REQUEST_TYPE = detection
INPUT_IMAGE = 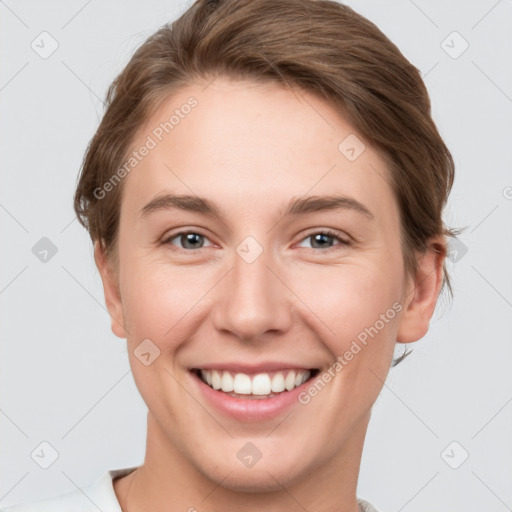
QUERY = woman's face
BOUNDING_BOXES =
[98,77,440,491]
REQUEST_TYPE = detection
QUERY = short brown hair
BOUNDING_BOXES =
[74,0,458,363]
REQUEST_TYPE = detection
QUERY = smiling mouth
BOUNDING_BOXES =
[191,368,320,398]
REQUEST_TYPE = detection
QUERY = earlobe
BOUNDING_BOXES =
[94,241,127,339]
[396,238,447,344]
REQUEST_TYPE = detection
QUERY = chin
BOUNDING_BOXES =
[209,465,303,493]
[192,443,314,493]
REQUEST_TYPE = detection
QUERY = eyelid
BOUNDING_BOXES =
[295,228,351,251]
[162,227,351,253]
[161,228,215,248]
[299,227,351,244]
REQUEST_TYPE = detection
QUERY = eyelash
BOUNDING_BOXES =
[161,229,350,255]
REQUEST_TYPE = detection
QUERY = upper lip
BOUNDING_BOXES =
[190,362,319,374]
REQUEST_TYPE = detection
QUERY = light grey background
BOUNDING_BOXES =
[1,0,511,510]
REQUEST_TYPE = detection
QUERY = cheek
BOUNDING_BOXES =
[120,254,212,345]
[119,259,201,411]
[302,259,404,359]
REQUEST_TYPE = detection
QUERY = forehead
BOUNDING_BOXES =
[121,77,398,226]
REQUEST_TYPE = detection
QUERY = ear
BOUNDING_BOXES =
[396,236,447,344]
[94,241,127,339]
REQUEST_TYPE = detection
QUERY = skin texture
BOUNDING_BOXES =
[95,77,446,512]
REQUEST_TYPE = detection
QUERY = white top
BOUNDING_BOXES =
[1,467,381,512]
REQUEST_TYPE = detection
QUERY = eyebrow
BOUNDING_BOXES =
[139,193,374,220]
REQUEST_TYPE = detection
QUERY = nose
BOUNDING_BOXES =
[211,242,294,343]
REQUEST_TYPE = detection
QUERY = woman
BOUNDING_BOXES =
[3,0,457,510]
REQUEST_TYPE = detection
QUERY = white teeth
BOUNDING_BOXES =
[284,371,296,391]
[295,371,310,387]
[252,374,272,395]
[221,371,234,392]
[199,369,311,396]
[233,373,252,394]
[271,372,285,392]
[211,370,222,390]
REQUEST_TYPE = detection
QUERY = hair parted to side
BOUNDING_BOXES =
[74,0,459,366]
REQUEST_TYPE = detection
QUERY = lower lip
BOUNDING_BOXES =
[189,370,314,421]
